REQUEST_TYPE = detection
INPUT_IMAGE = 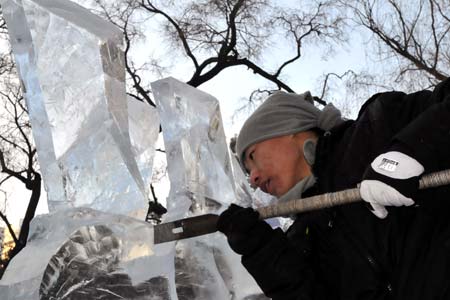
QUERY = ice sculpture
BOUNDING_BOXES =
[1,0,152,216]
[0,208,175,300]
[0,0,166,299]
[152,77,267,299]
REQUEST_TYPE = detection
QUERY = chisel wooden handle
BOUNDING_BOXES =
[257,169,450,219]
[154,169,450,244]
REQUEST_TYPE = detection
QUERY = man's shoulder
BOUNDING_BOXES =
[356,89,432,121]
[356,91,405,119]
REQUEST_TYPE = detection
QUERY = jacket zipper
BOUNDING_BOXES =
[331,211,394,295]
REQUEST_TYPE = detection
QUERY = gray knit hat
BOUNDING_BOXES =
[236,91,344,169]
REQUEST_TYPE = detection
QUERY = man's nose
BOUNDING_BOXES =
[249,169,260,188]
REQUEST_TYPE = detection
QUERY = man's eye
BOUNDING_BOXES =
[249,151,254,160]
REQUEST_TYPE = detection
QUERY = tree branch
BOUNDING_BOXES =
[140,0,200,69]
[0,212,18,245]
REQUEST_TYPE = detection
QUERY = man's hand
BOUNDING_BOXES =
[217,204,273,256]
[360,151,424,219]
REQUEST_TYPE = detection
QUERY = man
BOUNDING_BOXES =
[217,79,450,300]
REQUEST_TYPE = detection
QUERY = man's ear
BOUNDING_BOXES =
[303,139,317,166]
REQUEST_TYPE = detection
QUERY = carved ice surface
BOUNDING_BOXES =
[0,208,176,300]
[1,0,152,215]
[128,96,160,193]
[152,77,236,218]
[152,77,268,300]
[0,0,165,299]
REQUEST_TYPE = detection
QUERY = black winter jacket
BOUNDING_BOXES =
[242,79,450,300]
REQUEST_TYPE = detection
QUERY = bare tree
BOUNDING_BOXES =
[0,6,41,278]
[340,0,449,91]
[142,0,346,91]
[93,0,347,102]
[316,69,399,117]
[0,75,41,278]
[0,8,42,277]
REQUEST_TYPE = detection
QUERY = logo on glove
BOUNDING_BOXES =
[378,158,399,172]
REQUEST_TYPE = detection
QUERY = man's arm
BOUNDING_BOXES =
[392,79,450,172]
[217,204,316,300]
[242,227,315,300]
[360,78,450,218]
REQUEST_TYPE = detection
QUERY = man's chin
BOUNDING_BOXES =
[271,188,284,198]
[258,186,280,197]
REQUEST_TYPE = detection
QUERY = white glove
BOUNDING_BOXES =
[360,151,424,219]
[360,180,415,218]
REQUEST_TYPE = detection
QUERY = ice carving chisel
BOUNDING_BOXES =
[154,169,450,244]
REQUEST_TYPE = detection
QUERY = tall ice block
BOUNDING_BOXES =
[1,0,158,216]
[152,77,267,299]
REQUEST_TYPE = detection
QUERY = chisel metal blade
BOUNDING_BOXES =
[154,214,219,244]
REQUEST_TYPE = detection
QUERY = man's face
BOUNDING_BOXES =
[243,132,315,197]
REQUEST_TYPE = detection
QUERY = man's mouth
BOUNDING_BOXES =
[261,179,272,194]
